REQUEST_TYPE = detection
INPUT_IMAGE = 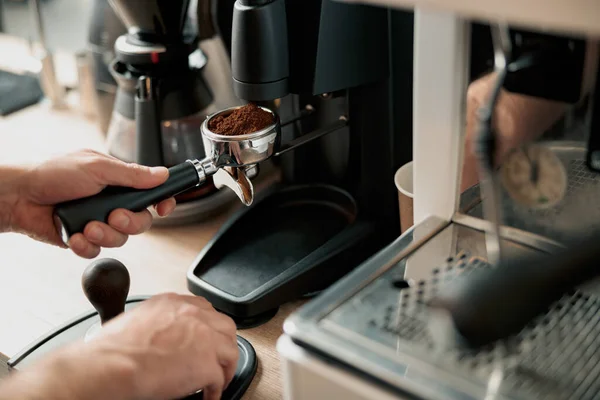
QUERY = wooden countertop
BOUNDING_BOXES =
[0,40,304,398]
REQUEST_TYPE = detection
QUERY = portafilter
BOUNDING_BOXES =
[53,105,280,244]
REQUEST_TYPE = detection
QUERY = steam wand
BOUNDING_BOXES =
[474,23,512,266]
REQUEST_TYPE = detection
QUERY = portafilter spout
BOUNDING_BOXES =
[53,106,280,245]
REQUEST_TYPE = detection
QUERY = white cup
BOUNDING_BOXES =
[394,161,414,234]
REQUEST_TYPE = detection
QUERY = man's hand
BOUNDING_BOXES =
[0,294,239,400]
[94,293,239,400]
[460,73,567,192]
[3,149,176,258]
[461,40,599,193]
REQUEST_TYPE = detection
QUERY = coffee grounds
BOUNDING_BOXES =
[208,103,274,136]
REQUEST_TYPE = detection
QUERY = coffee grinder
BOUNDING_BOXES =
[105,0,240,225]
[184,0,414,326]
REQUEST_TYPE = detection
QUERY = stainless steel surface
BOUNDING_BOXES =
[212,167,254,206]
[194,105,283,206]
[54,215,69,245]
[283,215,600,400]
[462,141,600,244]
[490,23,512,68]
[114,36,166,55]
[181,156,252,206]
[159,108,279,206]
[201,106,281,168]
[188,158,210,186]
[452,214,564,254]
[479,171,503,263]
[476,23,512,266]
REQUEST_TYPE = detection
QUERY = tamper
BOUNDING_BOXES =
[81,258,130,341]
[8,257,258,399]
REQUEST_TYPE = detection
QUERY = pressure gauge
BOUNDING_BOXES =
[500,144,567,208]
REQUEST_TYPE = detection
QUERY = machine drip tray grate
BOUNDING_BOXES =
[364,253,600,400]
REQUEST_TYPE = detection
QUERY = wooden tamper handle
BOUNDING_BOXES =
[82,258,130,325]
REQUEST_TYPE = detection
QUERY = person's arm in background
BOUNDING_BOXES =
[460,40,599,192]
[460,74,568,191]
[0,149,177,258]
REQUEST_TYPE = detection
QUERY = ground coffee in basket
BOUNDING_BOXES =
[209,103,274,136]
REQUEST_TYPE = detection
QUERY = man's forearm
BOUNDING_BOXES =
[0,342,137,400]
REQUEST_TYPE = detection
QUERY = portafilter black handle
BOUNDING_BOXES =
[429,231,600,348]
[53,161,203,244]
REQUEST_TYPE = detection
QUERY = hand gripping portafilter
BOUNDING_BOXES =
[427,231,600,350]
[53,106,281,244]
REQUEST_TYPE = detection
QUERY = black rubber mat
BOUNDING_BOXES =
[0,69,44,116]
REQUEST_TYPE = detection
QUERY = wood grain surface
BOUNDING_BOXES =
[0,34,303,399]
[0,353,8,380]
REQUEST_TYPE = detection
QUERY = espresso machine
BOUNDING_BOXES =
[277,1,600,399]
